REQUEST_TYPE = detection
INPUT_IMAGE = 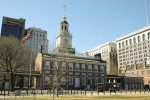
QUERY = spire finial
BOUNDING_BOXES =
[62,5,67,21]
[63,5,66,16]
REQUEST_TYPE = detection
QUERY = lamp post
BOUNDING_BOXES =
[84,74,87,90]
[28,28,34,89]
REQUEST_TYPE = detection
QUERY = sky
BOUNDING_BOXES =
[0,0,150,52]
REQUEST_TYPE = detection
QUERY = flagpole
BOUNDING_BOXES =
[29,28,34,89]
[145,0,149,26]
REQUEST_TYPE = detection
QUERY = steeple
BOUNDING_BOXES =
[53,5,75,54]
[60,5,69,32]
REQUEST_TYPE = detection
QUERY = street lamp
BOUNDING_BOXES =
[84,74,87,90]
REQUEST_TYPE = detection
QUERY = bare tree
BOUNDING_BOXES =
[48,40,55,53]
[0,36,32,91]
[43,52,69,97]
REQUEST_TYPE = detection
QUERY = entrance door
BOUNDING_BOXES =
[75,78,80,88]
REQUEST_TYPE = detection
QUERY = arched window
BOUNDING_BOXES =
[148,32,150,39]
[129,39,132,45]
[142,34,145,41]
[126,40,128,46]
[119,43,121,48]
[122,41,124,47]
[133,37,136,44]
[65,26,67,30]
[138,36,141,42]
[61,26,63,30]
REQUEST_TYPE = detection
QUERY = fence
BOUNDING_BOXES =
[0,89,150,98]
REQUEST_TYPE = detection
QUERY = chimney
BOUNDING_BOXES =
[39,45,43,53]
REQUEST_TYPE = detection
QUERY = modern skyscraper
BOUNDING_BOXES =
[25,27,48,55]
[1,16,25,39]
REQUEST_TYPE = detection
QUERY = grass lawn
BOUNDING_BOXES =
[0,94,150,100]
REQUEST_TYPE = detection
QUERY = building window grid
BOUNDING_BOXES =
[95,78,98,85]
[81,64,85,71]
[148,32,150,39]
[94,65,98,72]
[45,61,50,69]
[69,63,73,71]
[0,75,3,79]
[6,74,10,79]
[82,78,85,85]
[133,37,136,44]
[88,65,92,72]
[142,34,146,41]
[69,77,73,85]
[129,39,132,45]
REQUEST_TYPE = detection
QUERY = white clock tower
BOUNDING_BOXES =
[54,14,75,54]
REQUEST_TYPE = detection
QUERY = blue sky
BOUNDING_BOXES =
[0,0,150,52]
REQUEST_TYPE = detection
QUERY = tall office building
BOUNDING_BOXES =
[1,16,25,39]
[25,27,48,55]
[82,42,118,75]
[116,26,150,85]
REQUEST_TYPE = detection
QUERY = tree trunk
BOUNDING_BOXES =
[10,72,14,92]
[57,88,59,97]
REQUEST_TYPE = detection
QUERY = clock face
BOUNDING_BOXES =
[64,38,68,45]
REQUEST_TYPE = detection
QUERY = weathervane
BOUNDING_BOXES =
[63,5,67,16]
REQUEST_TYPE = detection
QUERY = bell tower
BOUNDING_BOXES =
[53,6,75,54]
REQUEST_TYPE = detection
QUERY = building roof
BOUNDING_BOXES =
[61,21,68,24]
[43,52,106,63]
[120,73,141,78]
[116,25,150,42]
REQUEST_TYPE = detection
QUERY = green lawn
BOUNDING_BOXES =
[0,94,150,100]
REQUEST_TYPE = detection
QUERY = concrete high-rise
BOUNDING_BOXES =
[25,27,48,55]
[116,26,150,85]
[82,42,118,75]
